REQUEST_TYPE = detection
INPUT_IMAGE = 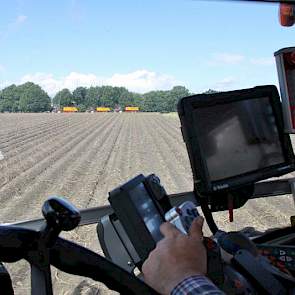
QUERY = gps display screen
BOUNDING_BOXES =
[129,183,163,242]
[194,97,285,181]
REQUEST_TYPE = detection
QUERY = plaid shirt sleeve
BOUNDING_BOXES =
[171,275,225,295]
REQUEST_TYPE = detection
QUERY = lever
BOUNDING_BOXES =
[42,196,81,231]
[28,197,81,295]
[24,196,81,295]
[41,196,81,247]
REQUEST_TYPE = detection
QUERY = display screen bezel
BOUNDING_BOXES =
[178,86,295,194]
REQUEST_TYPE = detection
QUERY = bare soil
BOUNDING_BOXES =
[0,113,294,294]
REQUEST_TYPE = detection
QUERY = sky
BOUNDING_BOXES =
[0,0,294,97]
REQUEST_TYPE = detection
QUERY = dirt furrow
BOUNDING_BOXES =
[141,114,193,193]
[48,114,125,210]
[157,114,181,133]
[149,116,191,172]
[123,114,145,178]
[0,114,50,133]
[0,117,83,154]
[5,115,124,295]
[0,115,115,220]
[0,115,64,142]
[52,114,129,295]
[0,118,83,163]
[0,128,88,185]
[50,114,151,295]
[154,115,184,144]
[0,116,103,187]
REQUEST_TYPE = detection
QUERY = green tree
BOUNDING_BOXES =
[117,87,134,108]
[18,82,51,112]
[0,84,21,112]
[85,87,100,108]
[164,86,190,112]
[131,92,144,109]
[98,86,114,107]
[78,104,87,112]
[141,86,190,112]
[142,91,165,112]
[53,89,73,107]
[73,87,87,105]
[0,98,14,112]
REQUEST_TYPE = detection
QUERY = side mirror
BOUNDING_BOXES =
[274,47,295,133]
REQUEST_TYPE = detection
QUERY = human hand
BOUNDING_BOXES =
[142,216,207,295]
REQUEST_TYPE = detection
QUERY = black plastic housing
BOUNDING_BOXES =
[177,85,295,195]
[108,174,170,262]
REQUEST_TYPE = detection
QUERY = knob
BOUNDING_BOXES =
[42,196,81,231]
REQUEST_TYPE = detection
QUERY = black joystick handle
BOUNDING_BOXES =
[41,196,81,247]
[42,196,81,231]
[26,198,81,294]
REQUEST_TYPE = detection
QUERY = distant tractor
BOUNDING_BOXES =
[125,106,139,112]
[96,107,111,112]
[63,107,78,112]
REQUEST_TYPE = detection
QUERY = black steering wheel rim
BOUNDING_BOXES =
[0,225,159,295]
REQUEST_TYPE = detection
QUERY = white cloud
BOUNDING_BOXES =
[18,70,181,96]
[106,70,179,93]
[0,64,5,73]
[213,76,237,90]
[209,53,245,65]
[20,72,105,95]
[250,57,275,66]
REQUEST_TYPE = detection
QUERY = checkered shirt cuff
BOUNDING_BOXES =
[171,275,224,295]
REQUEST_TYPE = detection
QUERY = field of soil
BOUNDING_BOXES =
[0,112,294,294]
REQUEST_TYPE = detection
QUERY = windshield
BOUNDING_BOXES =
[0,1,295,294]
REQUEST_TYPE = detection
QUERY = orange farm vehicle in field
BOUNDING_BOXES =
[125,106,139,112]
[63,107,78,112]
[96,107,111,112]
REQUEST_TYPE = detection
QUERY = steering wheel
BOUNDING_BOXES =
[0,197,159,295]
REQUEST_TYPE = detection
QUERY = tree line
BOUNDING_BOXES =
[52,85,192,112]
[0,82,216,113]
